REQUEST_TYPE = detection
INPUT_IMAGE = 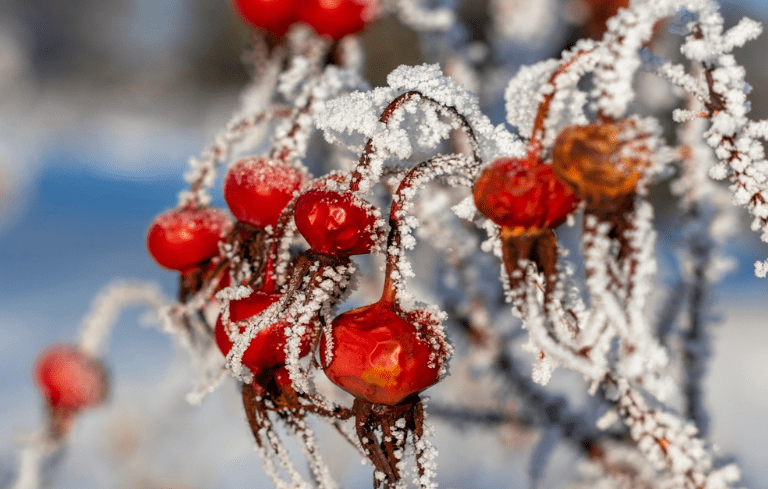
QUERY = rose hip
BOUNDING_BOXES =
[473,156,578,230]
[34,345,107,413]
[231,0,301,37]
[223,157,305,229]
[215,292,316,376]
[298,0,378,40]
[294,189,379,257]
[147,207,231,272]
[320,301,447,406]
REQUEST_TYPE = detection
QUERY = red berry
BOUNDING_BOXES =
[298,0,378,40]
[294,189,379,257]
[272,365,293,390]
[34,345,107,413]
[224,157,305,229]
[473,156,577,229]
[215,292,316,375]
[231,0,301,37]
[320,302,447,406]
[147,207,232,272]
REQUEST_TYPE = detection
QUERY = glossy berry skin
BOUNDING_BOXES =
[147,207,232,272]
[294,189,378,257]
[473,156,578,229]
[551,122,647,202]
[34,345,107,413]
[215,292,316,375]
[320,302,444,406]
[299,0,377,40]
[224,157,305,229]
[231,0,301,37]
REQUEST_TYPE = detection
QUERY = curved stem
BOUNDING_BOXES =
[242,382,265,447]
[529,48,595,155]
[380,154,478,310]
[349,91,482,193]
[269,96,316,163]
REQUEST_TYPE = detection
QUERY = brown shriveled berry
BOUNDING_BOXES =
[551,121,649,204]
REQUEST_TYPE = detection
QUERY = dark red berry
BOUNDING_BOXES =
[147,207,232,272]
[294,189,379,257]
[473,156,578,229]
[231,0,301,37]
[224,157,305,229]
[581,0,629,38]
[320,301,448,406]
[272,365,293,389]
[298,0,377,40]
[34,345,107,413]
[215,292,316,375]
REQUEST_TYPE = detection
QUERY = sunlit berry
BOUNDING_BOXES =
[34,345,107,413]
[215,292,316,375]
[294,189,379,257]
[231,0,301,37]
[551,121,648,202]
[147,207,232,272]
[223,157,305,229]
[473,156,578,229]
[320,301,447,406]
[298,0,378,40]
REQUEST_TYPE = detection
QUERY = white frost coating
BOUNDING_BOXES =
[608,377,742,489]
[592,0,704,118]
[257,421,313,489]
[412,405,439,489]
[317,63,523,185]
[179,44,284,208]
[450,196,476,220]
[755,259,768,278]
[9,431,53,489]
[77,281,169,358]
[297,424,339,489]
[392,0,455,32]
[505,41,598,146]
[504,59,559,139]
[669,0,768,275]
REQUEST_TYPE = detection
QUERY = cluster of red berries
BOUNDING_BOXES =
[146,153,445,406]
[232,0,378,39]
